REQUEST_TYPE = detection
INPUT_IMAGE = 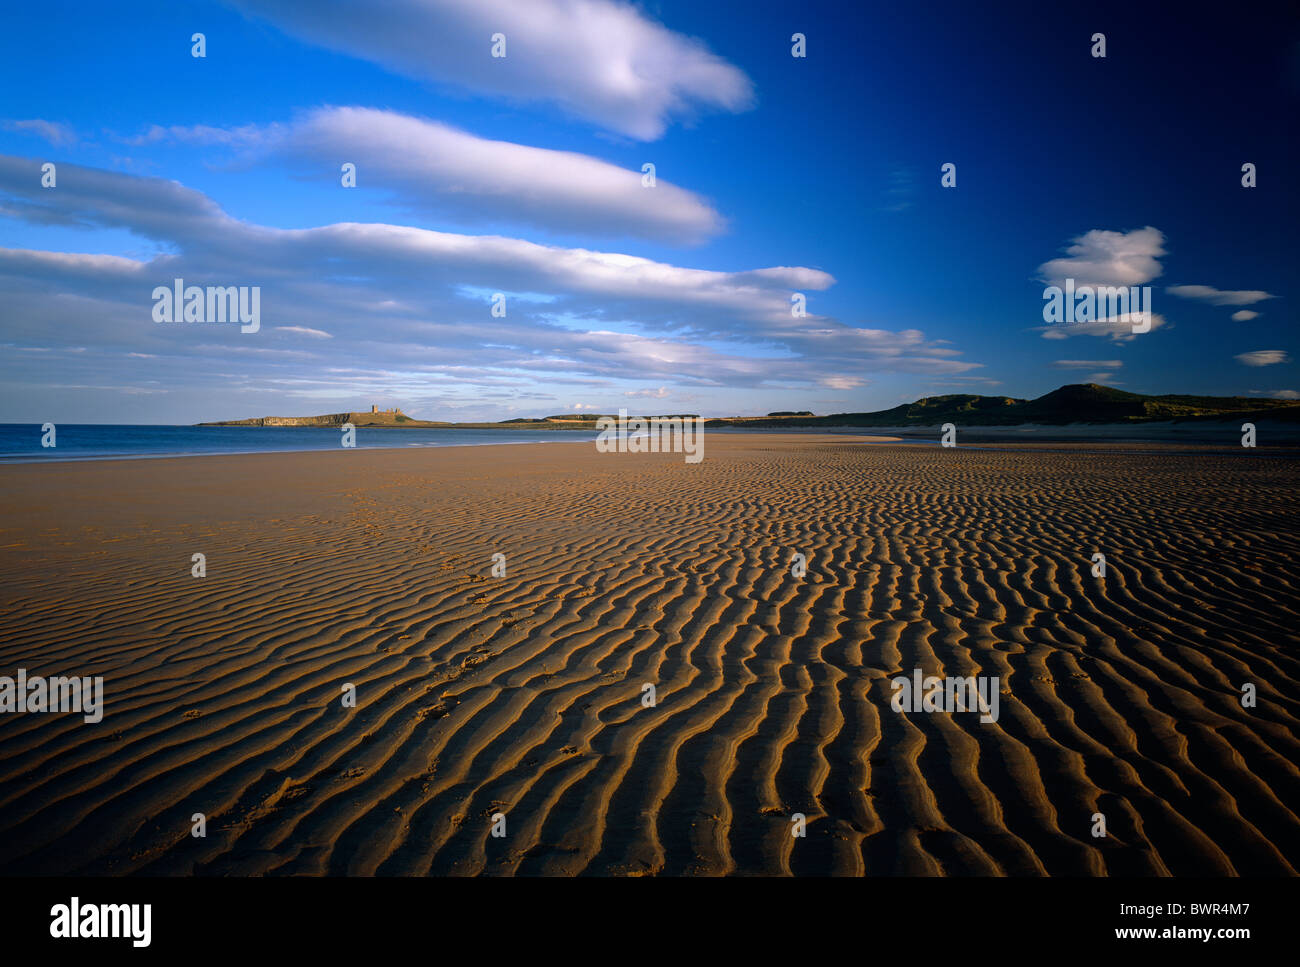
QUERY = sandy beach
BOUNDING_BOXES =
[0,434,1296,876]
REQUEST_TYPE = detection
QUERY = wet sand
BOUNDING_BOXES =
[0,434,1296,875]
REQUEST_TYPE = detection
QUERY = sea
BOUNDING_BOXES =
[0,424,598,464]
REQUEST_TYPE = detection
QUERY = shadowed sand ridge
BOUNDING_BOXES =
[0,435,1297,875]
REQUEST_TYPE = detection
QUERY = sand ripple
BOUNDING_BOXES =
[0,438,1296,875]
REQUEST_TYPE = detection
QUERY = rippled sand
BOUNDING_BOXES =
[0,435,1296,875]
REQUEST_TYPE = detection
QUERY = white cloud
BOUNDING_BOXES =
[145,107,725,243]
[0,154,819,324]
[228,0,755,140]
[820,375,866,390]
[624,387,670,398]
[1232,310,1260,321]
[274,326,333,339]
[1235,350,1290,367]
[1035,228,1168,341]
[1037,313,1167,342]
[0,155,978,408]
[1268,389,1299,399]
[1038,227,1166,289]
[1166,285,1275,306]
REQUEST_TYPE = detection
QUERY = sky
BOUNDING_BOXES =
[0,0,1296,424]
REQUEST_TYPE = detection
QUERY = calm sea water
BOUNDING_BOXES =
[0,424,597,463]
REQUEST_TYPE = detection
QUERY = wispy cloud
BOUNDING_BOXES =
[1052,359,1123,369]
[1235,350,1290,366]
[931,375,1003,386]
[1038,313,1167,342]
[274,326,333,339]
[881,166,915,212]
[1167,285,1275,306]
[138,106,725,243]
[2,119,77,147]
[227,0,755,140]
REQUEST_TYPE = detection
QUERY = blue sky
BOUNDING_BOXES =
[0,0,1295,423]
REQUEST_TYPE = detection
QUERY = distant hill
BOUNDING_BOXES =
[198,410,451,428]
[198,386,1300,430]
[197,410,693,430]
[559,413,702,421]
[705,384,1300,428]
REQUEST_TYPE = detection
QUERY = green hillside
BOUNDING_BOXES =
[705,384,1300,428]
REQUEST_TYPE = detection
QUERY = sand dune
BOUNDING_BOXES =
[0,435,1297,875]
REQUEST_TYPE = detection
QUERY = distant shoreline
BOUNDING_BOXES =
[194,383,1300,432]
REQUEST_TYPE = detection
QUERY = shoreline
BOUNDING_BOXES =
[5,417,1300,466]
[0,435,600,467]
[5,434,1296,467]
[0,432,897,467]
